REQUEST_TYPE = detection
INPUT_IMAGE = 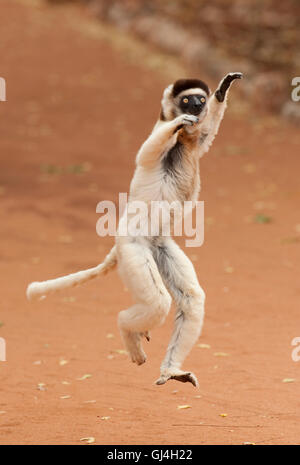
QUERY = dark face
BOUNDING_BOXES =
[179,94,207,116]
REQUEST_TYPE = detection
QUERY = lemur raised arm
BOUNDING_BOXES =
[27,72,242,387]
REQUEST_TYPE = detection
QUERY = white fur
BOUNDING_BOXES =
[26,246,117,300]
[27,74,240,387]
[114,75,237,386]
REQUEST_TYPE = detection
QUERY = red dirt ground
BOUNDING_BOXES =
[0,0,299,445]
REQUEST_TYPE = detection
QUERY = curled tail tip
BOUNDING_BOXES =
[26,282,46,302]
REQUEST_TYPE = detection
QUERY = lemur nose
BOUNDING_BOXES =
[191,96,202,111]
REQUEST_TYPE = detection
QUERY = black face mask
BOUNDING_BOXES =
[179,94,206,116]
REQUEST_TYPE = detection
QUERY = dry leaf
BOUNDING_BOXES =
[37,383,46,391]
[80,437,95,444]
[214,352,229,357]
[60,395,71,399]
[59,359,69,366]
[101,416,110,420]
[114,349,127,355]
[197,343,211,349]
[177,405,191,410]
[254,214,272,224]
[282,378,295,383]
[106,333,114,339]
[220,413,227,417]
[62,381,71,385]
[77,374,92,381]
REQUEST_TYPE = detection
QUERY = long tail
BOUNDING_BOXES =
[26,246,117,301]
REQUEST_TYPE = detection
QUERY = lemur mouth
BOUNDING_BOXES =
[188,108,203,116]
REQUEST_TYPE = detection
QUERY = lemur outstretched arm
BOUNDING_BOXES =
[136,114,199,168]
[198,72,243,155]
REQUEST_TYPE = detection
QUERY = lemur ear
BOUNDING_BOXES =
[160,84,175,121]
[161,84,174,104]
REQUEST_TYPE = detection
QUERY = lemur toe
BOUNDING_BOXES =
[140,331,150,342]
[131,352,147,366]
[155,375,169,385]
[144,331,151,342]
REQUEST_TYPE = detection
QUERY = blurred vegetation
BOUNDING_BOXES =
[148,0,299,75]
[48,0,299,75]
[47,0,300,116]
[81,0,299,76]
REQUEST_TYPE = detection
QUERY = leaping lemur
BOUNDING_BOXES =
[27,72,243,387]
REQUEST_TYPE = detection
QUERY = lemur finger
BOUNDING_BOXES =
[227,72,243,80]
[183,115,199,125]
[174,115,199,132]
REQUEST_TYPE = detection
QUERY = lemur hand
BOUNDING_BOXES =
[175,114,199,131]
[215,72,243,103]
[182,114,199,125]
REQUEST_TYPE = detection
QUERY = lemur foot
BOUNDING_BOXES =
[123,331,147,365]
[155,370,199,388]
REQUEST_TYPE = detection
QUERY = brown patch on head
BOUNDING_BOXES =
[172,79,210,98]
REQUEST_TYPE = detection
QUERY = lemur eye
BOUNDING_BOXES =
[200,97,206,103]
[183,97,188,104]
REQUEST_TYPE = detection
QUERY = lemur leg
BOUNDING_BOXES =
[152,238,205,387]
[116,237,171,366]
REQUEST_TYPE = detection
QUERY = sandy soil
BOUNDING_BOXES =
[0,0,299,445]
